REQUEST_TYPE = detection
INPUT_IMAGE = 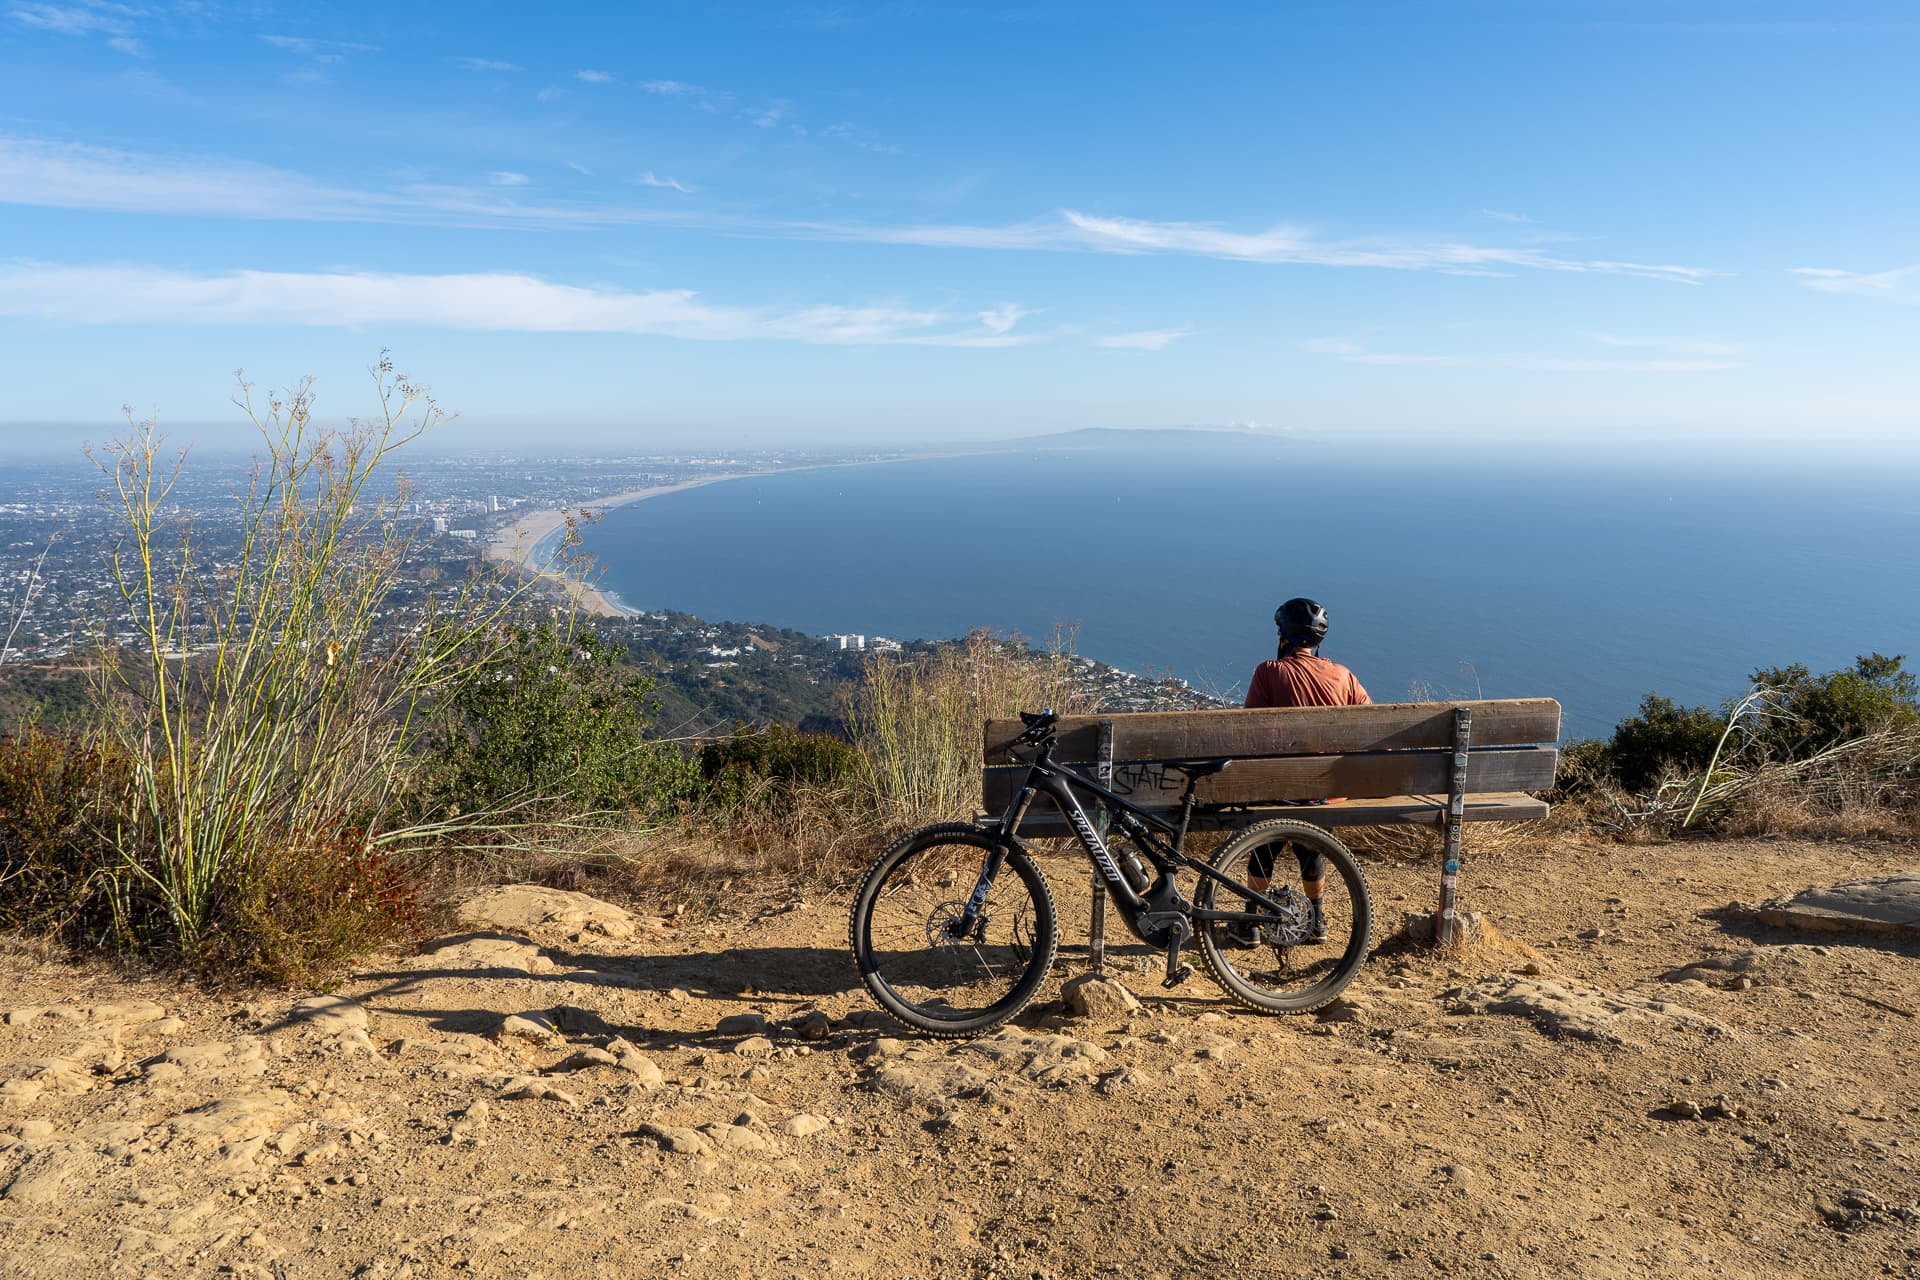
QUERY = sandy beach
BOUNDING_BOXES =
[483,475,749,618]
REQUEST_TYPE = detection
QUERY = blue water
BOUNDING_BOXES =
[580,446,1920,740]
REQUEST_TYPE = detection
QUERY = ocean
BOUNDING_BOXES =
[578,440,1920,740]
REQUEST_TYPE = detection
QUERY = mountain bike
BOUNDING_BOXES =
[848,709,1373,1036]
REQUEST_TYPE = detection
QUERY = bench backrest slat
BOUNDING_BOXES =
[979,698,1561,817]
[983,698,1560,765]
[982,744,1557,810]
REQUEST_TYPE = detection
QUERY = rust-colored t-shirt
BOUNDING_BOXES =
[1244,650,1371,709]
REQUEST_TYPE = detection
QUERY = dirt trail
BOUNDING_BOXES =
[0,834,1916,1279]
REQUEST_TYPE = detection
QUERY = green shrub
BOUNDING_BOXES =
[1748,653,1918,757]
[0,728,128,937]
[698,722,865,813]
[1602,693,1727,795]
[423,620,699,820]
[1550,736,1612,798]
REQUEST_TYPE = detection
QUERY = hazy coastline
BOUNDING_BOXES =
[483,475,750,617]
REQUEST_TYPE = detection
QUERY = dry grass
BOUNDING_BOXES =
[845,628,1098,830]
[1569,722,1920,841]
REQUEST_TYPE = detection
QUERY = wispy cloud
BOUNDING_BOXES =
[0,135,697,228]
[792,210,1714,282]
[487,171,530,186]
[1096,327,1196,351]
[1304,336,1740,372]
[1583,332,1742,356]
[977,304,1030,335]
[8,1,132,37]
[1793,265,1920,304]
[637,171,693,194]
[0,263,1043,348]
[1302,338,1458,366]
[1049,212,1714,282]
[260,34,379,60]
[640,79,704,96]
[10,0,148,53]
[575,69,614,83]
[1482,208,1532,224]
[0,135,1717,287]
[456,56,520,72]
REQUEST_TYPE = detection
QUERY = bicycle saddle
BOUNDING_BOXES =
[1167,757,1233,779]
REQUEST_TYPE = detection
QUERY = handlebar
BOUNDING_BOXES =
[1000,708,1058,753]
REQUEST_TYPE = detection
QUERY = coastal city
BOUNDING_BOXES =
[0,445,1220,731]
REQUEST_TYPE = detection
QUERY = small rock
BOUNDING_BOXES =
[1703,1096,1747,1121]
[490,1014,559,1046]
[731,1036,775,1056]
[1192,1035,1234,1061]
[1096,1067,1147,1096]
[497,1076,579,1106]
[1578,927,1606,941]
[546,1047,618,1073]
[1841,1188,1881,1212]
[1061,973,1142,1019]
[781,1114,830,1138]
[716,1013,768,1036]
[796,1011,832,1041]
[1316,999,1369,1025]
[635,1123,709,1156]
[1670,1099,1703,1120]
[700,1122,777,1153]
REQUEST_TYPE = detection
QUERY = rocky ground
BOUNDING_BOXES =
[0,831,1916,1279]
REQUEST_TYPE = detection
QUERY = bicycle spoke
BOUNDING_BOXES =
[850,825,1057,1036]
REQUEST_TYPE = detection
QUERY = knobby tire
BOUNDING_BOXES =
[848,822,1058,1038]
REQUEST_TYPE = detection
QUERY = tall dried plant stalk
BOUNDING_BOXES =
[845,628,1096,829]
[89,357,553,952]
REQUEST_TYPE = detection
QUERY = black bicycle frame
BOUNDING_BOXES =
[972,737,1297,942]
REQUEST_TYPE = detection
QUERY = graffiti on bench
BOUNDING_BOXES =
[1108,762,1186,799]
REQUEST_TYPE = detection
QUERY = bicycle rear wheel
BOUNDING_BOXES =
[1194,818,1371,1013]
[848,823,1058,1037]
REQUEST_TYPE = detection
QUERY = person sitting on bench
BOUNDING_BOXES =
[1238,597,1371,943]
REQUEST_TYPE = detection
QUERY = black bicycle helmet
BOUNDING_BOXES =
[1274,597,1329,647]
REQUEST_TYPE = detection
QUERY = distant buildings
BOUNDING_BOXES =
[824,634,902,653]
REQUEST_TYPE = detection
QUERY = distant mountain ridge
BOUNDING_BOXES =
[989,426,1307,452]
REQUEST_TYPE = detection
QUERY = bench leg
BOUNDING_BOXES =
[1089,717,1113,973]
[1434,706,1472,946]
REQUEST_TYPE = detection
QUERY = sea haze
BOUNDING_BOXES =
[579,438,1920,740]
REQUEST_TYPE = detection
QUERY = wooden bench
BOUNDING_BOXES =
[981,698,1561,946]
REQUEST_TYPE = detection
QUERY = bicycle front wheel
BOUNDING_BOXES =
[849,823,1058,1037]
[1194,818,1372,1013]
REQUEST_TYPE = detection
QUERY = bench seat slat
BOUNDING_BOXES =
[998,792,1550,836]
[982,745,1558,811]
[984,699,1561,765]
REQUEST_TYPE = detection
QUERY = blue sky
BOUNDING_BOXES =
[1,1,1916,453]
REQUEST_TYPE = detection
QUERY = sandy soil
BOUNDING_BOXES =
[1,832,1916,1279]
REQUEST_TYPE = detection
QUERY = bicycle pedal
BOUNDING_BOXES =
[1161,965,1194,990]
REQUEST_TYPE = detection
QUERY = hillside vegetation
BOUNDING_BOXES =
[1,377,1916,987]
